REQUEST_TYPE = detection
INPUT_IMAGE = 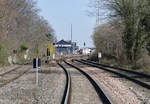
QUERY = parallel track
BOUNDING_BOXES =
[74,59,150,90]
[0,66,21,76]
[64,60,112,104]
[0,66,30,88]
[82,59,150,78]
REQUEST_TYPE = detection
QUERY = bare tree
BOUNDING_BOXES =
[90,0,150,66]
[0,0,55,59]
[93,20,124,62]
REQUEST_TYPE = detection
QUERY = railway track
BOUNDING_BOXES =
[74,59,150,90]
[58,60,112,104]
[0,66,21,76]
[82,59,150,79]
[0,65,31,88]
[57,63,71,104]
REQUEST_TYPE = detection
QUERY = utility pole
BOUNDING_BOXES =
[95,0,101,25]
[71,24,72,42]
[71,24,73,54]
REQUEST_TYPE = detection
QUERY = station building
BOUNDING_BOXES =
[54,39,78,55]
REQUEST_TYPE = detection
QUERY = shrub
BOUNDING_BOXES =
[21,44,29,51]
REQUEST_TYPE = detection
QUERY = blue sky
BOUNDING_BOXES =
[37,0,96,47]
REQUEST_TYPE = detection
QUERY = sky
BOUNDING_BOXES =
[37,0,96,48]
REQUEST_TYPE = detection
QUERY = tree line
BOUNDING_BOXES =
[0,0,55,65]
[90,0,150,68]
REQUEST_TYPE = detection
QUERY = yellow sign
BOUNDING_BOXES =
[50,43,54,57]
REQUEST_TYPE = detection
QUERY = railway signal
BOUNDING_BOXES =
[47,48,50,56]
[13,50,17,54]
[33,58,41,68]
[50,43,54,57]
[84,42,86,46]
[46,48,50,64]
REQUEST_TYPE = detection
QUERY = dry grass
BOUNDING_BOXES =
[91,53,150,74]
[0,43,10,67]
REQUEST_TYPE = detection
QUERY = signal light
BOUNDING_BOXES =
[47,48,50,56]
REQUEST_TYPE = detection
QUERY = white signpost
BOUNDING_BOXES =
[8,56,13,64]
[24,54,28,60]
[52,53,55,59]
[33,58,40,86]
[98,52,102,58]
[98,52,102,63]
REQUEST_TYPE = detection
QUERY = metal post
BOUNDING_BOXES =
[36,58,38,85]
[71,24,72,42]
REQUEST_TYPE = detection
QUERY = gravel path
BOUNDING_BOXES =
[0,65,66,104]
[64,64,101,104]
[80,66,141,104]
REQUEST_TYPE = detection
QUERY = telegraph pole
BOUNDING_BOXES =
[95,0,101,25]
[71,24,72,42]
[71,24,73,54]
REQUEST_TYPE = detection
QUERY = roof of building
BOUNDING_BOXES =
[55,39,72,48]
[55,39,72,45]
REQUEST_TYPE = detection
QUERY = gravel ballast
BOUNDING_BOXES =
[81,66,142,104]
[65,64,102,104]
[0,65,66,104]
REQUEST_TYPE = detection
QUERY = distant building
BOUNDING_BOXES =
[54,39,78,55]
[79,47,96,55]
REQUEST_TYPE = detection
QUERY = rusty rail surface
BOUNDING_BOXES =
[0,66,30,88]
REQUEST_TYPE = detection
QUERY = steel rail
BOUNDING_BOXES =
[64,60,112,104]
[0,66,21,76]
[0,68,30,88]
[81,59,150,78]
[75,59,150,89]
[58,63,71,104]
